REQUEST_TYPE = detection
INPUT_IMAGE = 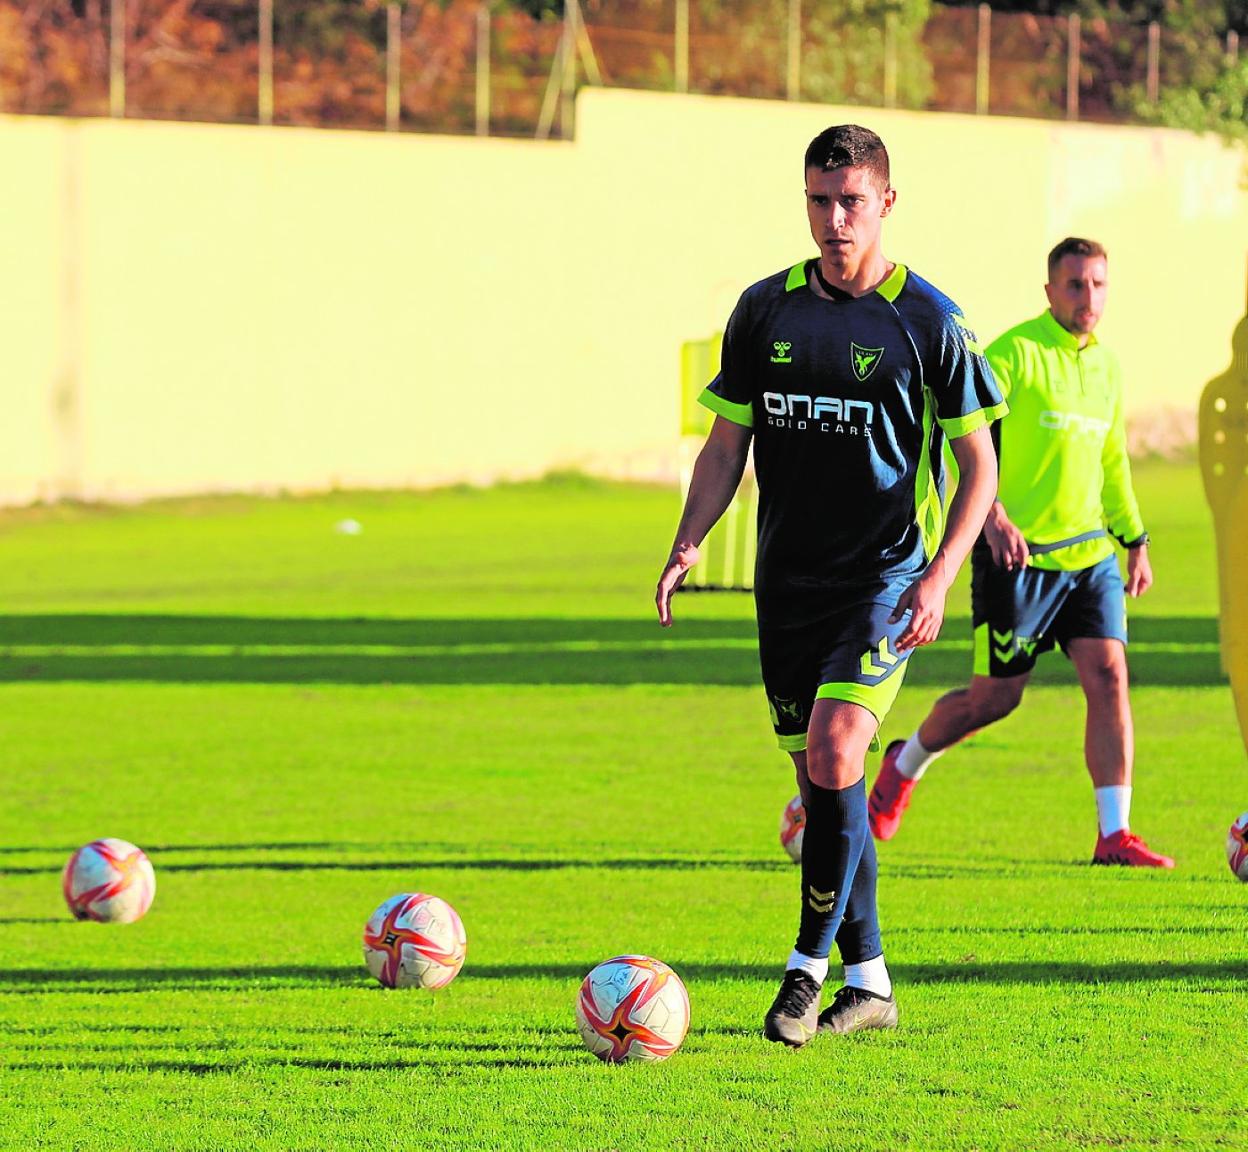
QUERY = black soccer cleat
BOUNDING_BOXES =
[817,984,899,1035]
[763,969,822,1048]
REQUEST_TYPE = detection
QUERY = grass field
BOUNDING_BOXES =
[0,461,1244,1151]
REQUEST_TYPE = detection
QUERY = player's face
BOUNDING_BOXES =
[1045,254,1108,337]
[805,166,895,269]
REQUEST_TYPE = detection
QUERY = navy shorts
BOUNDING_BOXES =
[970,552,1128,678]
[758,599,913,753]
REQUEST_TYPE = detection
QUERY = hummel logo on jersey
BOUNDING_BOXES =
[850,342,884,381]
[770,341,793,364]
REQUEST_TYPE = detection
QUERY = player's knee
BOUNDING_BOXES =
[1082,658,1129,700]
[804,741,863,791]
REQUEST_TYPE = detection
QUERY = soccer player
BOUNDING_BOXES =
[655,125,1006,1047]
[869,237,1173,868]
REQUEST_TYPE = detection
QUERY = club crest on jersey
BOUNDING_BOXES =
[850,342,884,381]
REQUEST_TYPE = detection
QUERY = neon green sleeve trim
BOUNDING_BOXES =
[939,401,1009,439]
[698,388,753,428]
[785,262,809,292]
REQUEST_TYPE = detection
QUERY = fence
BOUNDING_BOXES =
[3,0,1242,136]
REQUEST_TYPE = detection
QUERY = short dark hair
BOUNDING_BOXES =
[1047,237,1107,279]
[804,125,890,189]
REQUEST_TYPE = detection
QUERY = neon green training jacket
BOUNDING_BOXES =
[986,310,1145,572]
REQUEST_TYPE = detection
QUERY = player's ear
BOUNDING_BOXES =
[881,188,897,215]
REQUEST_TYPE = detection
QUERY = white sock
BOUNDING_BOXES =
[844,955,892,997]
[1095,785,1132,837]
[896,734,942,781]
[786,950,829,985]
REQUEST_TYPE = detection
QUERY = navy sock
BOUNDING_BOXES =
[835,818,882,965]
[794,778,869,959]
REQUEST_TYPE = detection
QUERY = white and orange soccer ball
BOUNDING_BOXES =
[780,794,805,863]
[362,893,467,989]
[1227,812,1248,881]
[62,838,156,923]
[575,954,690,1063]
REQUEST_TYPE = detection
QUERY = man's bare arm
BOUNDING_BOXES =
[891,425,998,649]
[656,416,753,626]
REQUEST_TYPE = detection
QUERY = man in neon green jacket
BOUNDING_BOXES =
[868,237,1173,867]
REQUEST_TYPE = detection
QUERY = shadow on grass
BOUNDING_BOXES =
[1,851,1222,882]
[2,959,1245,993]
[0,857,796,877]
[2,1054,574,1074]
[0,855,1136,879]
[0,614,1224,687]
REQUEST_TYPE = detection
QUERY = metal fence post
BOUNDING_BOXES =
[1146,21,1160,104]
[476,4,491,136]
[786,0,801,101]
[109,0,125,117]
[675,0,689,93]
[976,3,990,115]
[1066,12,1080,121]
[1228,29,1240,64]
[259,0,273,125]
[560,0,576,138]
[386,2,401,131]
[883,9,897,108]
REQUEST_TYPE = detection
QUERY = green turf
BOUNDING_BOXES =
[0,461,1244,1151]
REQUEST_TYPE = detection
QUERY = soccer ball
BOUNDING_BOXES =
[62,838,156,923]
[779,794,805,863]
[575,954,690,1063]
[362,893,466,989]
[1227,813,1248,881]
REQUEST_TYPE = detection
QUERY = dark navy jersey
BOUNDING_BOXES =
[701,260,1006,621]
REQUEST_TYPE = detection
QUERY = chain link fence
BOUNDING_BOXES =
[2,0,1241,135]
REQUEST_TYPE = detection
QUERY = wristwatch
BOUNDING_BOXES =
[1125,532,1150,549]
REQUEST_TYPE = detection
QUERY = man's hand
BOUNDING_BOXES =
[889,560,950,651]
[1125,544,1152,597]
[656,543,700,627]
[983,503,1029,571]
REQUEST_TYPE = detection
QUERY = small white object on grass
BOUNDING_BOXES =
[334,518,363,535]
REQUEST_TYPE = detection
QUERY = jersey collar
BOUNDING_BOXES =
[786,259,908,300]
[1039,308,1099,350]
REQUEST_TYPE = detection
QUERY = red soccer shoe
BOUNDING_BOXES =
[1091,830,1175,869]
[868,740,917,841]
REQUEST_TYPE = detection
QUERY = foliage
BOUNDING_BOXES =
[1140,55,1248,142]
[0,1,1238,133]
[803,0,934,110]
